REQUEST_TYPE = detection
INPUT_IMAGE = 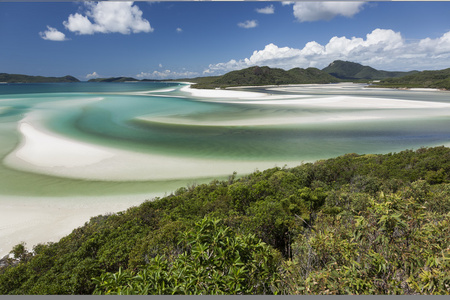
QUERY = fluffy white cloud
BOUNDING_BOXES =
[238,20,258,29]
[418,31,450,55]
[39,26,67,41]
[292,2,366,22]
[256,5,274,14]
[203,29,450,75]
[137,69,199,79]
[63,2,153,35]
[86,71,100,79]
[176,28,183,33]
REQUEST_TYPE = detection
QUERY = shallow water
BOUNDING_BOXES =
[1,82,449,196]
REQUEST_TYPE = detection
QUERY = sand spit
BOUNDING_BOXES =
[221,95,450,109]
[16,123,114,168]
[180,85,268,99]
[4,115,297,181]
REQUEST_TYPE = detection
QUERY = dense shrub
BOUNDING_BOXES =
[0,146,449,294]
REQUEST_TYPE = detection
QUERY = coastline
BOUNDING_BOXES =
[0,193,158,258]
[1,82,450,258]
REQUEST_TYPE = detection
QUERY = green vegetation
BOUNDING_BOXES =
[190,66,340,89]
[0,73,79,83]
[3,62,448,89]
[372,68,450,90]
[0,146,449,295]
[322,60,418,80]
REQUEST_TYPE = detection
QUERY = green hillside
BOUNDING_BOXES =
[373,68,450,90]
[191,66,340,89]
[322,60,418,80]
[1,146,449,295]
[0,73,79,83]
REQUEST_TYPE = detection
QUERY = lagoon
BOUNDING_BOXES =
[0,82,449,256]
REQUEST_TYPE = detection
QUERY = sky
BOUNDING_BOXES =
[0,1,449,80]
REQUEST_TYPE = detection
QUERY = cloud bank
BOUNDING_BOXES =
[63,2,153,35]
[204,28,450,75]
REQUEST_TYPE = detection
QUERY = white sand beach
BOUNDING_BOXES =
[0,193,156,258]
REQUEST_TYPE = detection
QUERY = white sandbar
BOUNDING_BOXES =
[180,85,268,99]
[16,123,114,168]
[223,95,450,109]
[5,115,299,181]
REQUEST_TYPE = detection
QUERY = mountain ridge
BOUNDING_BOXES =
[322,60,419,80]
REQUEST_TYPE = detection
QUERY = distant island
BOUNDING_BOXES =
[186,60,448,90]
[1,60,449,90]
[372,68,450,90]
[188,66,340,89]
[0,73,79,83]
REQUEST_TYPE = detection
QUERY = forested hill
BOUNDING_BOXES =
[1,146,449,295]
[372,68,450,90]
[190,66,340,89]
[322,60,418,80]
[0,73,79,83]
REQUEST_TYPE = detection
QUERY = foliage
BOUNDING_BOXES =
[322,60,418,80]
[373,68,450,90]
[191,66,340,89]
[0,146,449,294]
[93,218,282,295]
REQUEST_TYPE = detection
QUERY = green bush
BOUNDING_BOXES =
[93,217,282,295]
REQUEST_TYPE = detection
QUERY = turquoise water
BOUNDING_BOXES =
[0,82,449,197]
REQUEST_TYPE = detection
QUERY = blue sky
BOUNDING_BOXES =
[0,1,449,80]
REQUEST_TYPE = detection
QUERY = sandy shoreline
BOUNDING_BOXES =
[0,193,158,258]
